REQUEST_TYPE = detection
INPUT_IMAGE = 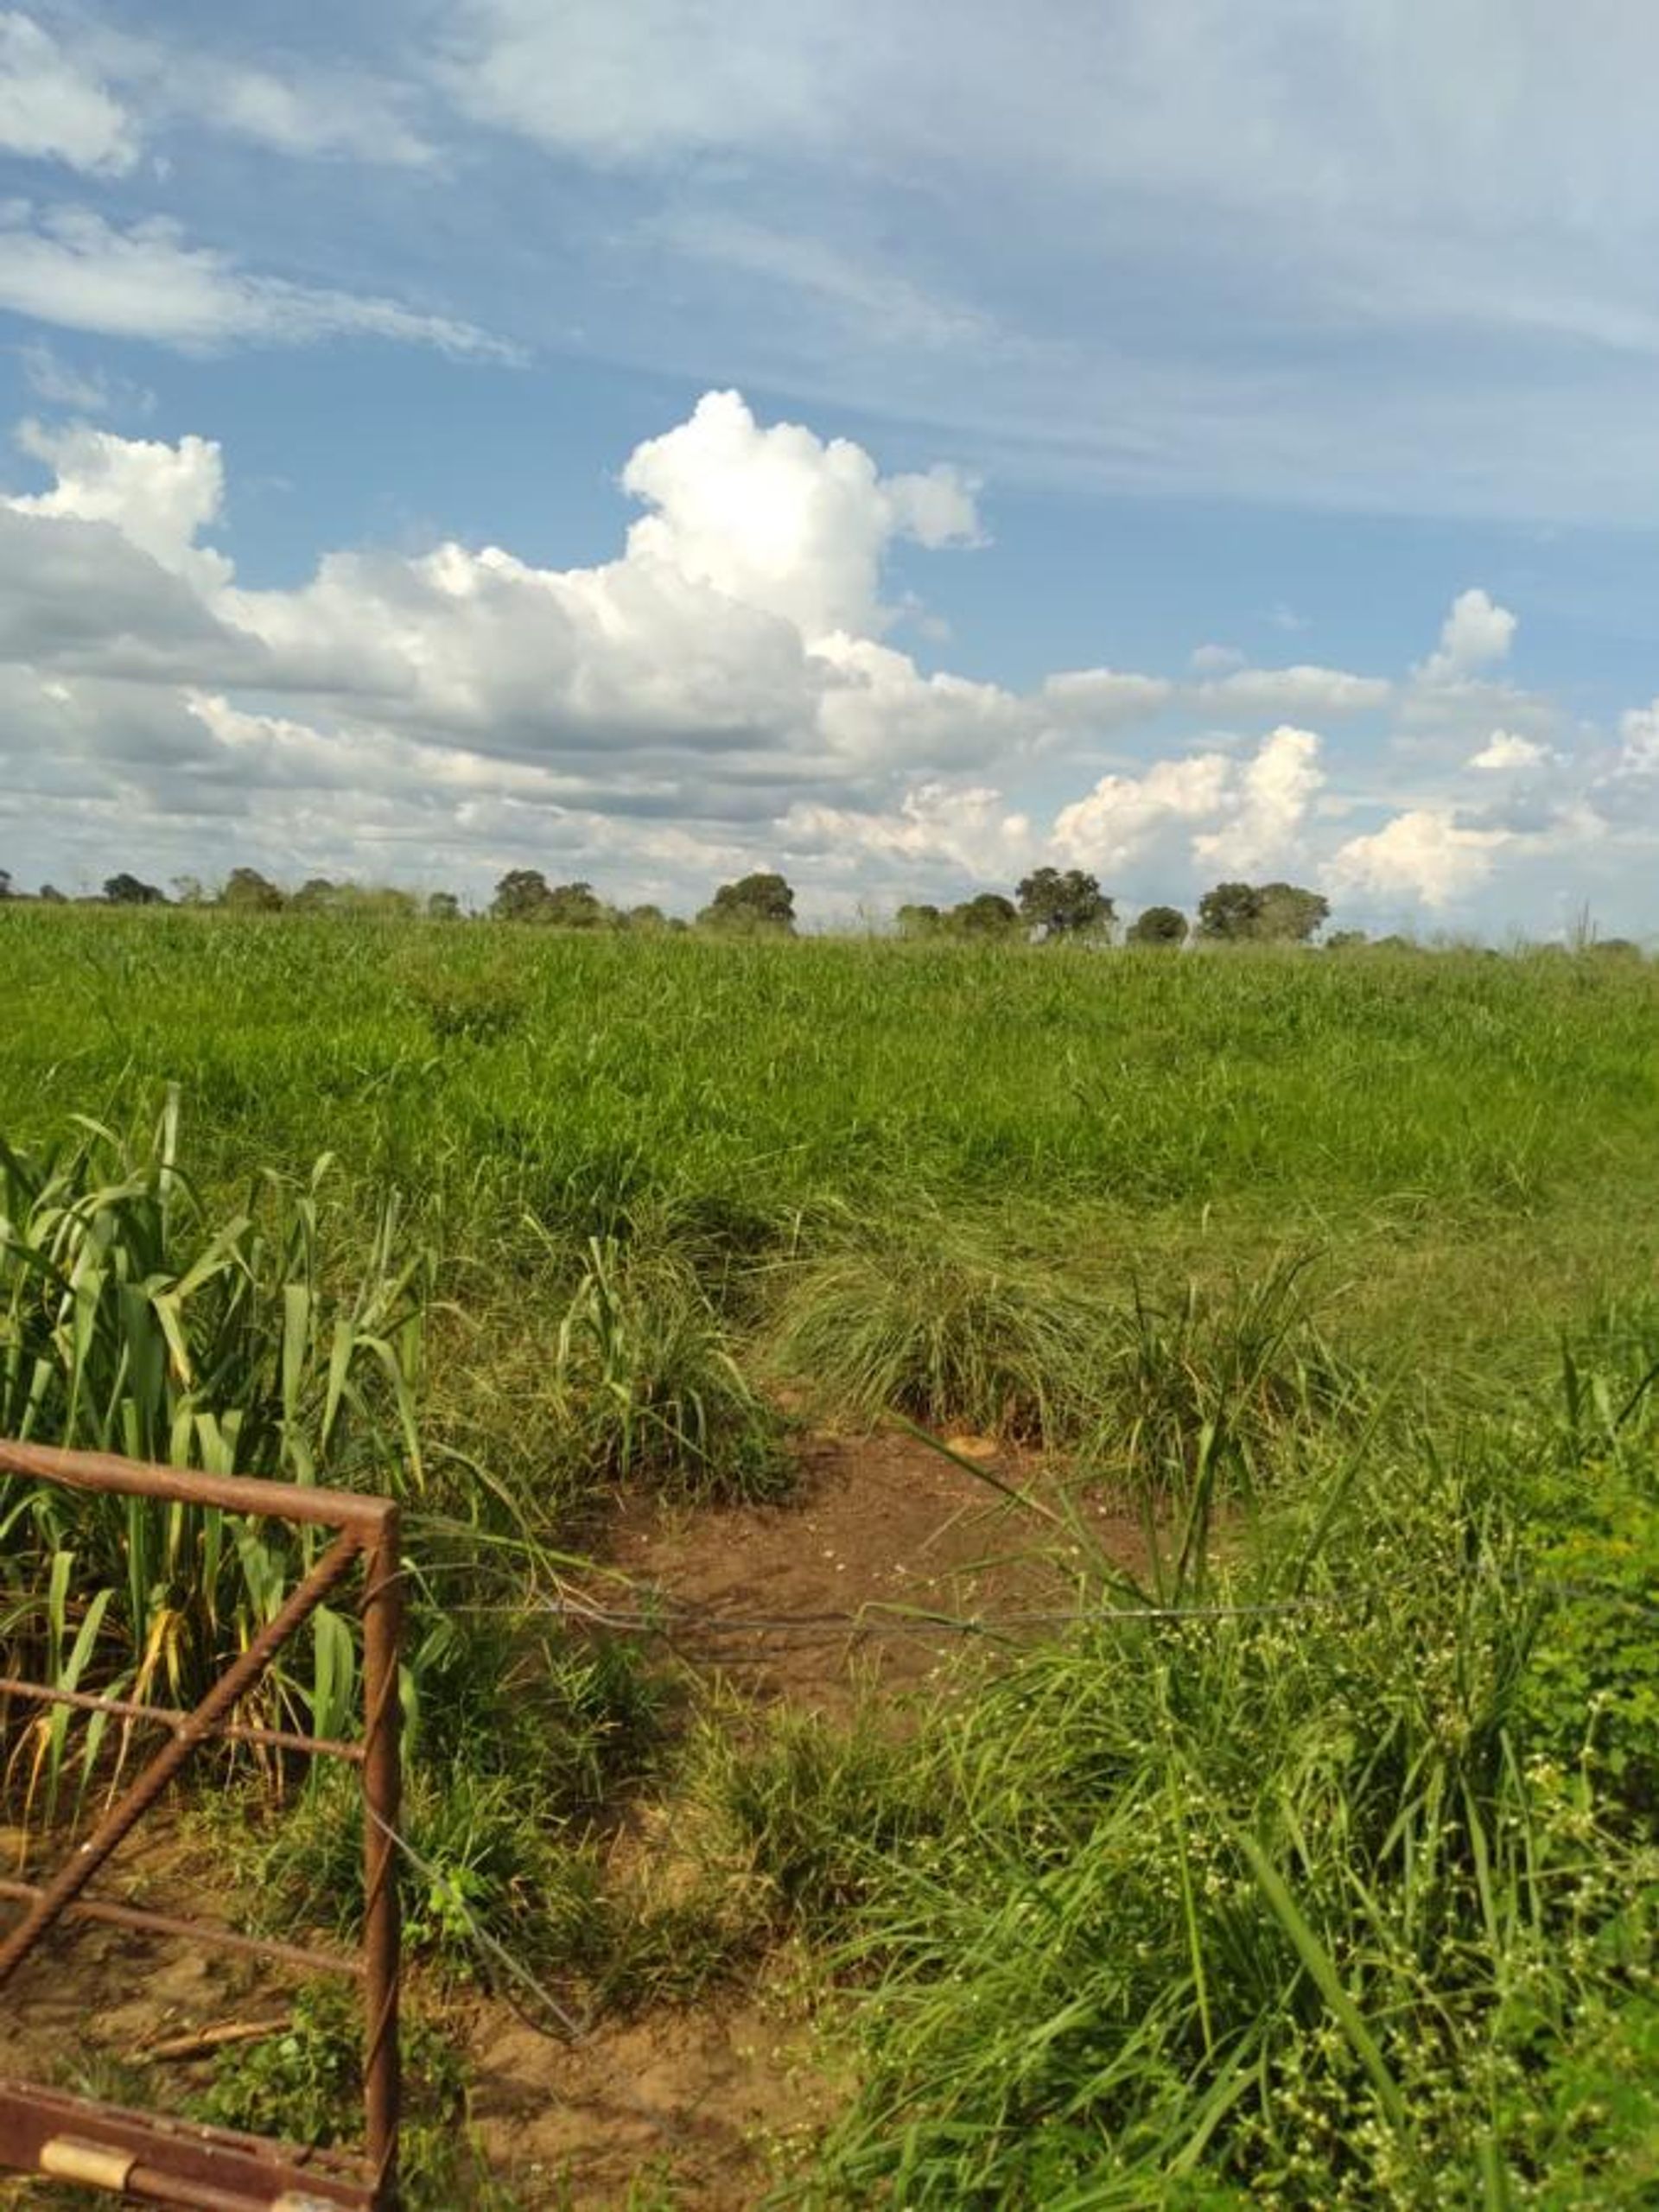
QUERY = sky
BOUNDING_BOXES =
[4,3,1659,932]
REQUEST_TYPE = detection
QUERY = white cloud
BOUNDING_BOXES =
[1617,701,1659,773]
[1189,642,1244,675]
[0,14,136,175]
[1419,588,1517,685]
[0,206,518,360]
[0,387,1650,926]
[813,633,1025,769]
[1192,725,1325,875]
[1195,664,1391,718]
[1469,729,1549,771]
[7,418,230,589]
[620,390,980,640]
[153,60,435,168]
[1326,808,1510,907]
[1052,726,1321,878]
[654,214,992,353]
[782,782,1034,879]
[1052,751,1235,872]
[441,0,831,166]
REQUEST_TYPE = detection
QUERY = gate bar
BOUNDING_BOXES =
[0,1439,404,2209]
[0,1674,365,1764]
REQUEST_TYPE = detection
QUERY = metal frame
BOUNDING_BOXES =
[0,1440,403,2210]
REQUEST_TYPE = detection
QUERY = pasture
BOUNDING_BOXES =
[2,907,1657,2207]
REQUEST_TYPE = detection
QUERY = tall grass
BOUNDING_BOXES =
[0,1090,431,1816]
[3,909,1652,1243]
[690,1333,1659,2208]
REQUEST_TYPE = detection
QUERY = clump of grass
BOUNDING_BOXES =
[548,1231,791,1502]
[1083,1256,1361,1498]
[766,1224,1355,1497]
[229,1614,671,1968]
[393,943,531,1046]
[764,1217,1111,1443]
[686,1702,940,1936]
[237,1759,562,1969]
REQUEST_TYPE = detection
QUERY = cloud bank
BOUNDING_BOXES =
[0,387,1649,928]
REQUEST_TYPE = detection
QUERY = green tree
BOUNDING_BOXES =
[1196,880,1262,941]
[491,868,552,922]
[1128,904,1188,947]
[289,877,340,913]
[1252,880,1330,943]
[1016,867,1114,940]
[426,891,462,922]
[698,872,797,934]
[623,903,669,932]
[104,872,167,906]
[895,902,944,938]
[220,867,284,913]
[1325,929,1369,952]
[946,893,1020,938]
[543,880,610,929]
[1198,879,1329,944]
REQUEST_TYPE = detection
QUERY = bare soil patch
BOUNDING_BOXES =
[599,1424,1147,1717]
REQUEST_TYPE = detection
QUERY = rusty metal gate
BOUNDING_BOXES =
[0,1440,403,2210]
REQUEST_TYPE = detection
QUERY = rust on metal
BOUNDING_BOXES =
[360,1511,404,2209]
[0,1674,365,1764]
[0,1438,394,1535]
[0,1438,404,2209]
[0,2082,372,2209]
[0,1878,365,1979]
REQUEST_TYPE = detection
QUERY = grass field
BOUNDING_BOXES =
[3,907,1658,2206]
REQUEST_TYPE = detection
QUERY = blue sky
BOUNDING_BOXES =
[4,1,1659,932]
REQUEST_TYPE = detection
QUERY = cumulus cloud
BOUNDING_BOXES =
[1469,729,1550,770]
[620,391,980,639]
[0,13,136,175]
[1617,701,1659,772]
[1052,727,1321,878]
[781,782,1035,880]
[0,207,518,359]
[7,418,230,588]
[1037,667,1174,735]
[1418,588,1517,685]
[1193,726,1325,874]
[1326,808,1511,907]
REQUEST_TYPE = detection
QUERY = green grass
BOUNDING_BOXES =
[4,908,1659,2205]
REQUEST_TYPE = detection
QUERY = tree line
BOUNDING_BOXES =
[894,870,1331,945]
[0,862,1342,943]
